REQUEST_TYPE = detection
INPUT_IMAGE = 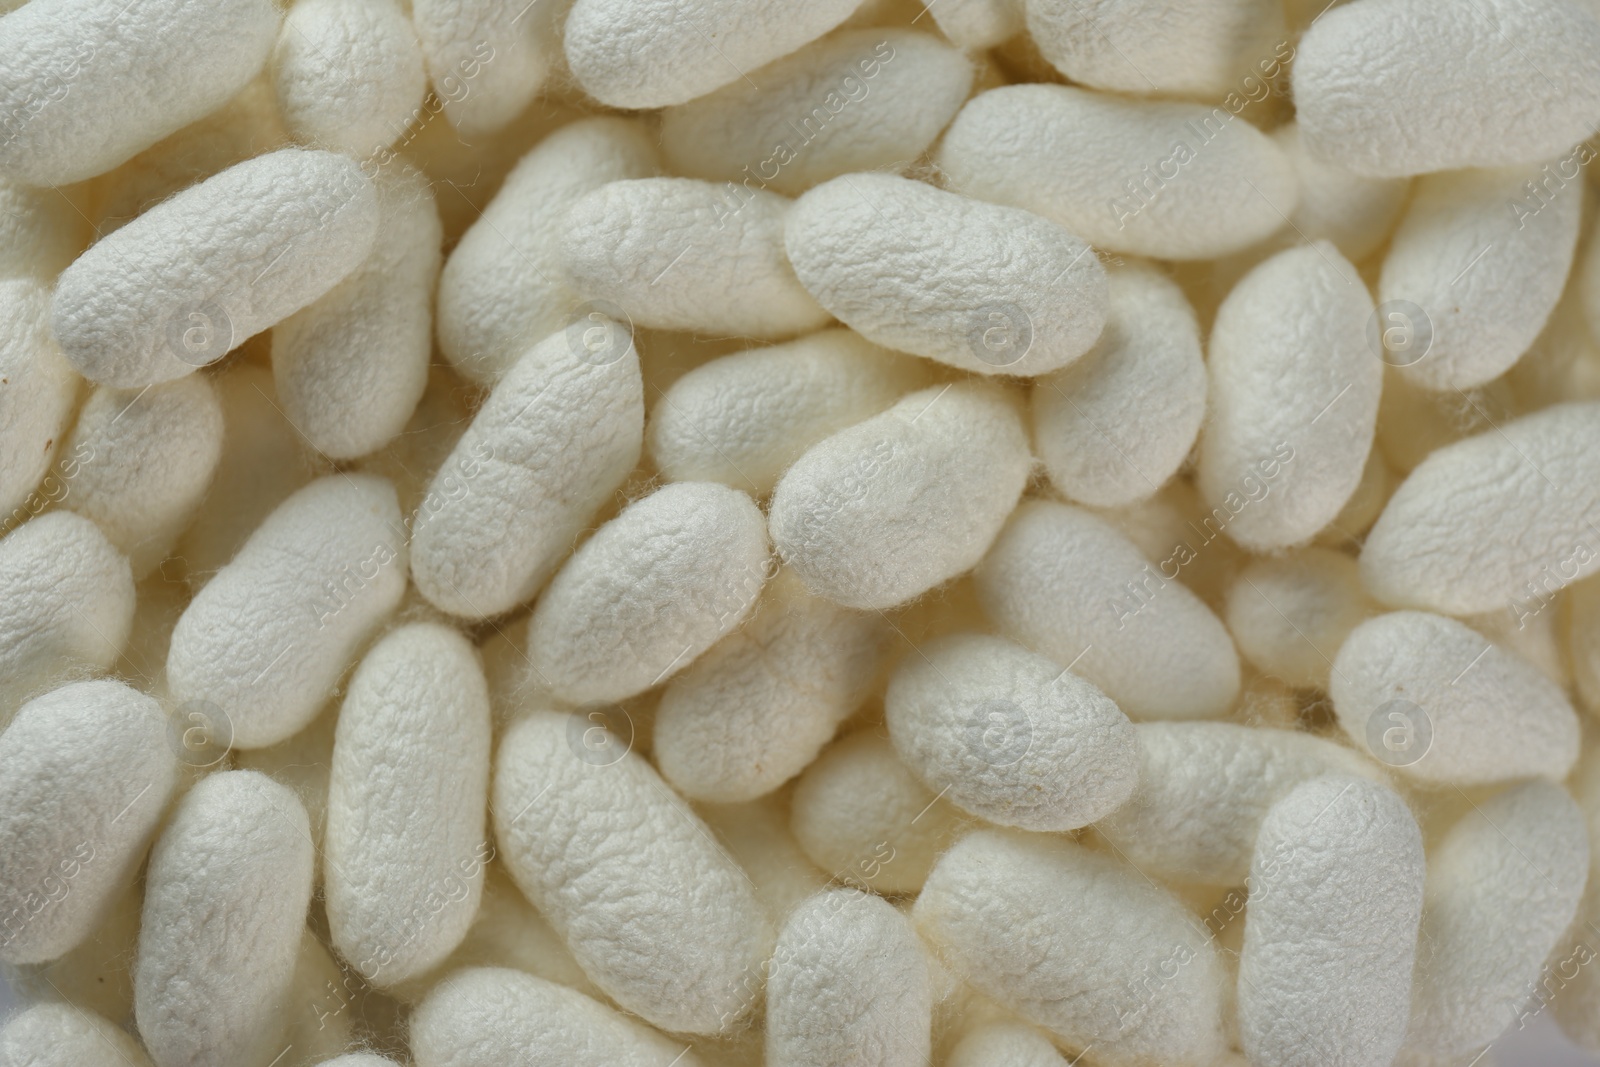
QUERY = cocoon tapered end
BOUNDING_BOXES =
[0,1002,153,1067]
[0,279,79,524]
[1224,547,1373,689]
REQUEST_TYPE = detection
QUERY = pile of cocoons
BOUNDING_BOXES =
[11,0,1600,1064]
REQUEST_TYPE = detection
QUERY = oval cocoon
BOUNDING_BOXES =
[0,1003,153,1067]
[0,279,79,523]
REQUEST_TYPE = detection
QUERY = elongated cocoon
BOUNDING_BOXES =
[1096,722,1379,885]
[915,830,1227,1067]
[1293,0,1600,177]
[273,0,426,156]
[136,771,315,1067]
[1401,780,1587,1064]
[655,572,886,802]
[1225,547,1372,690]
[1200,242,1379,550]
[0,681,174,966]
[0,279,78,522]
[1239,775,1425,1067]
[0,180,87,279]
[326,623,490,988]
[273,166,441,460]
[786,173,1107,376]
[948,1022,1068,1067]
[494,711,771,1034]
[167,474,407,749]
[53,149,378,388]
[937,85,1296,260]
[766,889,932,1067]
[1273,122,1410,262]
[525,482,769,704]
[564,0,865,109]
[411,323,642,620]
[1330,610,1580,784]
[648,329,927,496]
[885,633,1137,832]
[1360,402,1600,614]
[563,178,827,339]
[0,513,132,716]
[1381,164,1580,391]
[437,117,659,386]
[63,376,223,580]
[0,0,279,186]
[1031,266,1206,508]
[660,30,972,195]
[412,0,557,135]
[769,382,1030,610]
[975,500,1241,720]
[0,1003,153,1067]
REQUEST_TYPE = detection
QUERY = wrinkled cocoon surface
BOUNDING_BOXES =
[0,0,279,185]
[769,382,1031,610]
[166,474,407,749]
[1096,722,1379,885]
[493,711,771,1035]
[660,30,972,195]
[884,632,1137,831]
[1200,242,1379,551]
[1273,122,1411,263]
[766,889,931,1067]
[52,149,378,388]
[1292,0,1600,177]
[785,173,1107,376]
[1330,610,1580,785]
[915,830,1227,1067]
[0,681,175,966]
[975,500,1241,720]
[524,481,769,704]
[411,322,642,620]
[1238,775,1425,1067]
[0,280,79,522]
[1031,265,1206,508]
[411,0,556,135]
[1360,402,1600,614]
[135,771,314,1067]
[937,85,1296,260]
[325,623,491,988]
[0,1003,154,1067]
[1224,547,1372,690]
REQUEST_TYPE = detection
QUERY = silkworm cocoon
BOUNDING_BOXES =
[563,0,865,109]
[785,173,1107,376]
[1096,722,1379,885]
[936,85,1297,260]
[524,481,769,705]
[974,500,1241,720]
[1292,0,1600,177]
[1030,265,1206,508]
[272,0,426,156]
[62,376,223,580]
[1400,780,1588,1064]
[1238,775,1426,1067]
[0,0,280,186]
[436,117,658,386]
[769,382,1030,610]
[1224,547,1373,690]
[411,323,642,620]
[926,0,1023,49]
[648,329,927,496]
[790,731,963,894]
[1360,401,1600,614]
[655,572,887,802]
[1273,122,1410,263]
[325,623,490,988]
[659,30,973,196]
[53,149,378,388]
[1329,610,1580,784]
[0,680,174,966]
[273,166,440,461]
[563,178,828,340]
[0,180,88,279]
[166,474,407,749]
[411,0,557,136]
[0,1003,153,1067]
[135,771,315,1067]
[698,795,829,923]
[493,711,770,1034]
[766,889,932,1067]
[915,830,1226,1066]
[1199,242,1380,551]
[0,280,79,523]
[0,513,132,717]
[1024,0,1286,98]
[884,633,1137,832]
[1380,165,1580,392]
